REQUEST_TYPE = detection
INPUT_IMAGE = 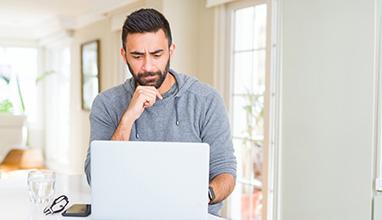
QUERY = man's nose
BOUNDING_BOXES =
[142,56,154,72]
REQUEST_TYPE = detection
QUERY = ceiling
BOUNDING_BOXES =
[0,0,138,40]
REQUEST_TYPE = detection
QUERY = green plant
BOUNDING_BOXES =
[0,73,25,113]
[0,70,55,113]
[0,99,13,113]
[36,70,55,84]
[241,91,265,181]
[0,73,13,113]
[242,92,264,149]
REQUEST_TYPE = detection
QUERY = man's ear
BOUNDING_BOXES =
[169,43,176,57]
[120,48,127,64]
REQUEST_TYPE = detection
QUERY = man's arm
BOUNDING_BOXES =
[111,114,135,140]
[200,91,237,204]
[85,94,117,185]
[209,173,236,204]
[111,85,162,141]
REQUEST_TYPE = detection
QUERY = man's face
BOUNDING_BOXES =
[121,29,175,88]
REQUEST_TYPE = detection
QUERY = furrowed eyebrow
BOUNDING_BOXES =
[129,49,164,56]
[130,51,145,56]
[150,49,164,55]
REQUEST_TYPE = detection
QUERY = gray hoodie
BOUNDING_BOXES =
[85,69,237,215]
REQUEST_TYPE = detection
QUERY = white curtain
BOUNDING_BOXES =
[42,43,71,172]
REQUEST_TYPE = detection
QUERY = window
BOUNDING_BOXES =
[227,1,268,220]
[0,46,38,121]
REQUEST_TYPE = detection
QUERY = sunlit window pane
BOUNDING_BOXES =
[233,95,248,138]
[229,139,264,219]
[234,7,254,51]
[233,52,253,94]
[239,183,263,220]
[254,4,267,49]
[232,94,264,139]
[253,50,266,94]
[0,47,38,122]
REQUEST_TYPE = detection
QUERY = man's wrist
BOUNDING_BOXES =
[111,113,135,141]
[121,112,136,127]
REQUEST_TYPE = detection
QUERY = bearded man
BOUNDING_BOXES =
[84,8,236,216]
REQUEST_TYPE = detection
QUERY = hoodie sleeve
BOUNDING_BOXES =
[84,94,116,185]
[200,92,237,180]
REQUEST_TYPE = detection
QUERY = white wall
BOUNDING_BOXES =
[162,0,199,78]
[162,0,215,83]
[279,0,375,220]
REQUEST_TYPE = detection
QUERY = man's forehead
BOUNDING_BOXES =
[125,29,169,51]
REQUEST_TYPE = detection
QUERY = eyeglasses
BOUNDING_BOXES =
[43,195,69,215]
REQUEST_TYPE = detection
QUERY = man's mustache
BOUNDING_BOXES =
[138,72,160,77]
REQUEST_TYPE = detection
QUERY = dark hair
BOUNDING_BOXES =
[121,8,172,50]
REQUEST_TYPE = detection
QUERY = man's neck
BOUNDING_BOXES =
[158,72,175,95]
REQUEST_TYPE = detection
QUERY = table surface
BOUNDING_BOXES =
[0,170,224,220]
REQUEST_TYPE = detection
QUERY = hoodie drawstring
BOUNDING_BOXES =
[175,97,179,126]
[135,121,140,139]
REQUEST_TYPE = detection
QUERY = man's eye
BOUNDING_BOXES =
[132,55,141,59]
[153,54,161,58]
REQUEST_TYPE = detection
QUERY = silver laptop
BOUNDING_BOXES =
[91,141,210,220]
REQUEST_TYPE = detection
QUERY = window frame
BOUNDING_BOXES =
[228,0,267,185]
[220,0,281,219]
[227,0,266,217]
[212,0,281,218]
[375,0,382,192]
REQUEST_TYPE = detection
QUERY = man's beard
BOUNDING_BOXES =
[127,58,170,89]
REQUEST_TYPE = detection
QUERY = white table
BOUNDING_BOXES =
[0,171,224,220]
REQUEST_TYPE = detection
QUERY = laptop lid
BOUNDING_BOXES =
[91,141,210,220]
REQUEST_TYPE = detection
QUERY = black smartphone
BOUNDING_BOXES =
[62,204,91,217]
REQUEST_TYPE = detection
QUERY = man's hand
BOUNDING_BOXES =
[126,86,163,120]
[111,86,162,141]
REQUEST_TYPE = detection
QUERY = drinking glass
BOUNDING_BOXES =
[27,170,56,204]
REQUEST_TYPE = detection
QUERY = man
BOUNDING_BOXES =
[84,8,236,216]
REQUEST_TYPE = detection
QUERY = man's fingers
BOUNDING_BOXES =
[137,86,162,100]
[144,87,162,100]
[155,90,163,100]
[134,86,162,109]
[138,95,153,107]
[140,94,155,108]
[143,101,150,108]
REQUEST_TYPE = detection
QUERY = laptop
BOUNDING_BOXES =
[90,141,210,220]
